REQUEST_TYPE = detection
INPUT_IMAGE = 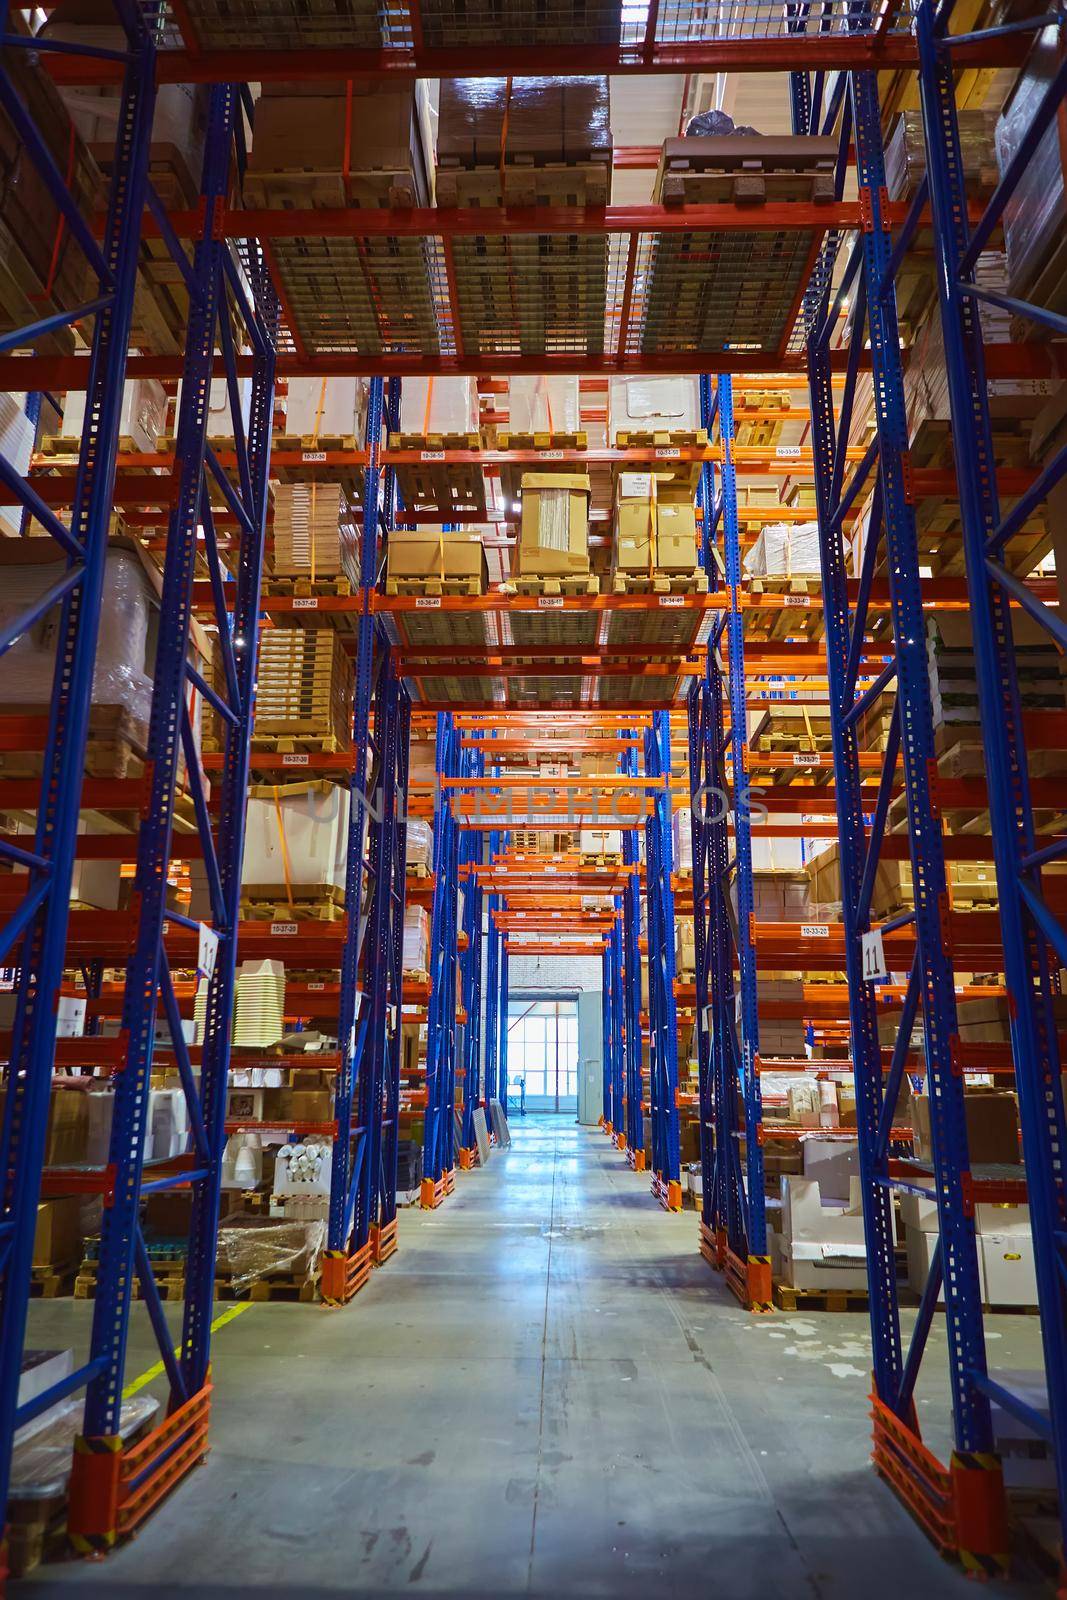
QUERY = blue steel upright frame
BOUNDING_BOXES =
[70,83,280,1551]
[421,712,461,1206]
[620,740,645,1168]
[324,375,411,1301]
[915,0,1067,1565]
[643,711,682,1211]
[601,901,625,1138]
[0,2,157,1548]
[458,742,485,1165]
[797,54,1010,1571]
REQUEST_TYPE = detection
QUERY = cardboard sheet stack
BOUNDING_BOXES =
[743,521,822,581]
[253,629,355,750]
[232,960,286,1051]
[0,394,35,537]
[283,377,367,443]
[272,484,359,587]
[518,475,592,580]
[403,907,430,976]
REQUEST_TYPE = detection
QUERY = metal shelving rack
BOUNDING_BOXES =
[420,712,461,1209]
[457,746,486,1167]
[0,3,159,1549]
[620,740,645,1167]
[643,711,682,1210]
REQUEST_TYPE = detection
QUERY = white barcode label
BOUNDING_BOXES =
[271,922,299,936]
[283,752,310,766]
[801,923,830,938]
[538,449,564,459]
[792,752,820,767]
[301,450,326,463]
[659,595,686,607]
[420,449,445,461]
[784,594,811,607]
[539,596,565,609]
[655,446,681,458]
[293,596,319,610]
[308,981,326,991]
[544,864,557,873]
[775,445,802,458]
[415,596,441,609]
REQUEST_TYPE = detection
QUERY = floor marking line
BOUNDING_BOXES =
[122,1301,255,1399]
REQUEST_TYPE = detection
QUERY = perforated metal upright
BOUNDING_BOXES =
[421,713,461,1207]
[797,53,1010,1571]
[324,376,411,1301]
[0,3,157,1546]
[458,742,486,1166]
[643,711,681,1211]
[620,739,645,1166]
[63,81,280,1548]
[601,903,625,1137]
[915,0,1067,1561]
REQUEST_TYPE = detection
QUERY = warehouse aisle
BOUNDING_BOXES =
[27,1118,1030,1598]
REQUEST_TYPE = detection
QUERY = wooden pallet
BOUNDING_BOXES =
[264,575,354,598]
[657,137,837,206]
[500,574,600,597]
[403,967,430,987]
[75,1264,187,1302]
[241,895,345,923]
[610,568,709,595]
[496,429,587,452]
[40,433,147,458]
[0,702,147,780]
[251,731,349,754]
[435,156,611,210]
[614,426,708,450]
[215,1270,319,1303]
[773,1281,869,1313]
[389,431,487,520]
[385,575,483,597]
[30,1260,78,1298]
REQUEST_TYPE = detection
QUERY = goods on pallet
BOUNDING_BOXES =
[885,108,997,202]
[32,1198,82,1270]
[756,978,808,1058]
[243,782,350,895]
[743,521,821,580]
[0,14,101,353]
[506,377,581,436]
[735,868,811,922]
[232,959,286,1051]
[646,136,837,356]
[253,629,354,750]
[215,1215,327,1295]
[398,377,480,438]
[0,543,155,753]
[675,920,695,978]
[805,838,999,919]
[579,827,621,859]
[272,484,358,586]
[519,474,591,577]
[283,377,368,442]
[435,78,611,357]
[672,807,693,874]
[609,377,700,440]
[407,818,433,875]
[386,530,488,589]
[403,907,430,975]
[910,1088,1020,1165]
[612,473,699,577]
[776,1176,868,1292]
[996,25,1067,319]
[273,1140,332,1210]
[60,379,166,455]
[245,82,437,356]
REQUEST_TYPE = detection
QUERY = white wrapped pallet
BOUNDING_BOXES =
[403,907,430,974]
[242,784,350,893]
[0,394,34,536]
[743,521,822,580]
[284,377,368,442]
[507,376,580,435]
[672,807,693,874]
[62,379,166,453]
[609,376,700,437]
[399,377,479,437]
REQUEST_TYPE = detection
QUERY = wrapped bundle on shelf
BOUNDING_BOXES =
[406,819,433,877]
[242,782,350,897]
[272,484,358,586]
[504,377,581,439]
[252,629,355,751]
[675,920,696,979]
[215,1217,326,1294]
[0,394,34,536]
[435,78,611,359]
[403,906,430,977]
[608,377,701,442]
[0,543,155,769]
[232,959,286,1050]
[0,13,102,354]
[60,379,166,455]
[386,530,488,591]
[885,109,997,201]
[996,25,1067,320]
[245,81,438,357]
[579,827,621,861]
[672,808,693,875]
[397,377,480,440]
[743,521,822,581]
[283,377,368,444]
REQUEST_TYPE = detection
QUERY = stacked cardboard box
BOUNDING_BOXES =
[910,1088,1020,1165]
[612,473,698,578]
[403,907,430,975]
[386,530,488,590]
[273,484,358,586]
[254,629,355,750]
[519,474,591,579]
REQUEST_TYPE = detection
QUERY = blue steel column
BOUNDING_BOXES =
[620,745,644,1164]
[717,375,769,1299]
[499,940,510,1109]
[458,744,485,1158]
[0,5,156,1535]
[916,1,1067,1558]
[803,59,1002,1564]
[325,377,385,1297]
[643,711,681,1209]
[378,676,412,1242]
[422,714,460,1199]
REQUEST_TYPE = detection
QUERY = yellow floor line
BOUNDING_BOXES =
[122,1300,255,1399]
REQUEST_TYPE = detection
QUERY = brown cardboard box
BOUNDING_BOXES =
[613,473,655,574]
[386,530,487,588]
[519,474,590,577]
[290,1089,334,1123]
[8,1089,93,1168]
[838,1084,857,1129]
[144,1190,193,1238]
[655,499,698,572]
[911,1089,1020,1164]
[680,1120,702,1164]
[250,83,430,203]
[32,1196,82,1267]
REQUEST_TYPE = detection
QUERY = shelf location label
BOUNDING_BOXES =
[415,596,442,609]
[800,924,830,939]
[862,928,889,982]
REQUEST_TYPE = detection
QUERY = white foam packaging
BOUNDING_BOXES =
[0,394,34,536]
[242,785,350,892]
[508,376,580,435]
[284,377,368,441]
[400,376,479,436]
[801,1135,859,1202]
[62,379,166,454]
[609,377,700,436]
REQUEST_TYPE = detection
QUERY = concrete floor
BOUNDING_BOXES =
[23,1116,1043,1598]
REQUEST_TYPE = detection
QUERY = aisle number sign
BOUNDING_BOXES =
[862,928,889,982]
